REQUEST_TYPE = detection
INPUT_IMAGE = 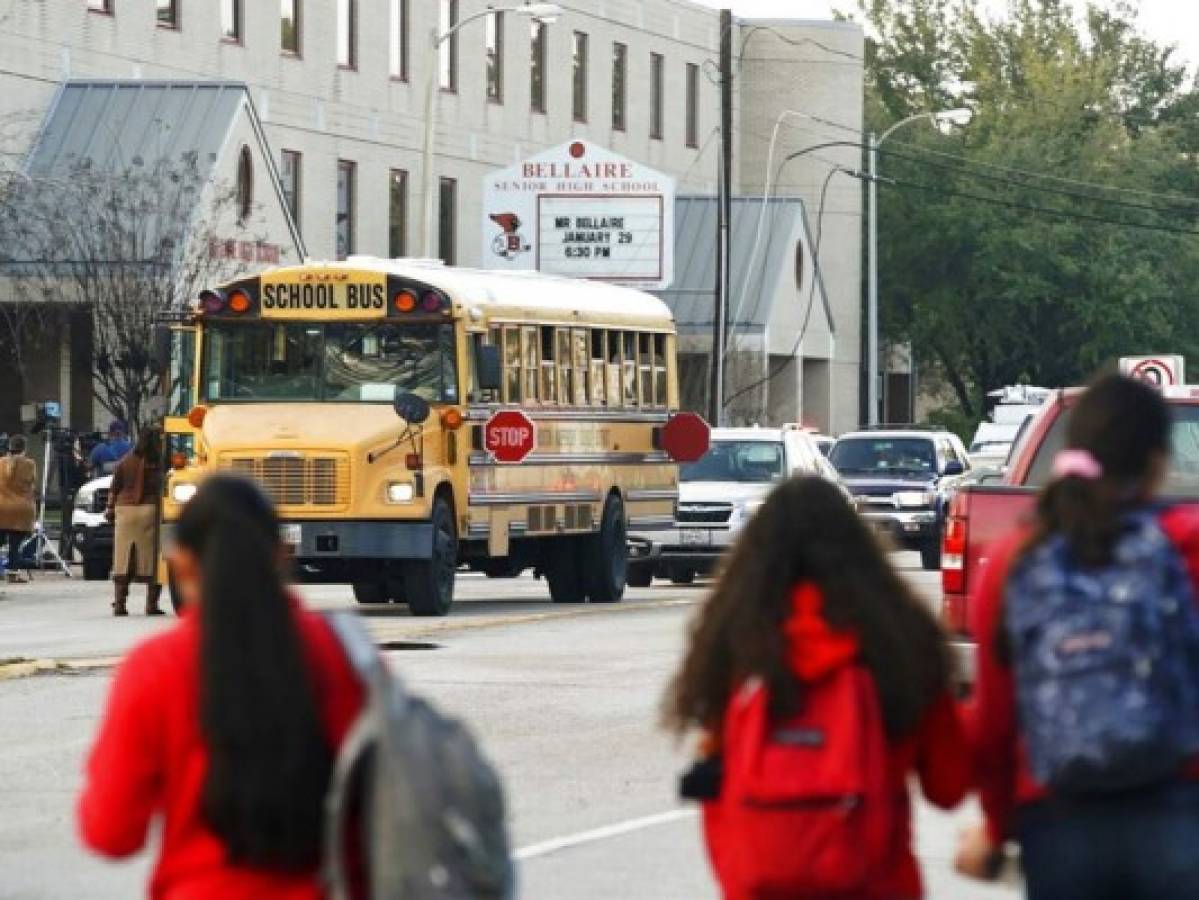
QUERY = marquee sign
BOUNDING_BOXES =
[481,140,675,290]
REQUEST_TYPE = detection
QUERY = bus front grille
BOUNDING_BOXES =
[219,453,351,510]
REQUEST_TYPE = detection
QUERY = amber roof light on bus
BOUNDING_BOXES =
[394,290,418,313]
[228,290,251,314]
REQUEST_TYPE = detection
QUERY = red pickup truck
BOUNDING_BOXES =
[940,385,1199,680]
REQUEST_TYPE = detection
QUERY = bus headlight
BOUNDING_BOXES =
[386,482,415,504]
[172,483,198,504]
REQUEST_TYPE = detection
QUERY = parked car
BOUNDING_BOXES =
[829,428,971,570]
[71,474,113,581]
[942,383,1199,684]
[627,426,842,586]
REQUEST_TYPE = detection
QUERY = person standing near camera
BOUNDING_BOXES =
[89,420,132,477]
[106,428,164,616]
[0,435,36,584]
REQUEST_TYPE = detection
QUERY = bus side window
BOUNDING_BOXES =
[572,329,589,406]
[590,331,607,406]
[652,333,667,408]
[540,327,557,403]
[607,330,623,407]
[622,331,638,407]
[638,333,653,406]
[522,326,539,402]
[556,329,573,406]
[503,327,521,403]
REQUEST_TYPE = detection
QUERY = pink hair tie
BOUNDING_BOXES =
[1052,449,1103,481]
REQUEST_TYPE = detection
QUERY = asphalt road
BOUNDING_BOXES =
[0,557,1017,900]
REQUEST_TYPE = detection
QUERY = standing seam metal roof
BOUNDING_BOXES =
[653,195,831,337]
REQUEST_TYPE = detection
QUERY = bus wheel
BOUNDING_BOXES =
[669,567,696,586]
[545,540,586,603]
[627,562,653,588]
[404,497,457,617]
[584,494,627,604]
[352,581,388,604]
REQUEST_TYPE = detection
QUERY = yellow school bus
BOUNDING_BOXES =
[156,258,706,615]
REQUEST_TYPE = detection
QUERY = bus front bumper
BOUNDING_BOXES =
[162,520,433,564]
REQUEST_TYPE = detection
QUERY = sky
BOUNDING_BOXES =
[690,0,1199,71]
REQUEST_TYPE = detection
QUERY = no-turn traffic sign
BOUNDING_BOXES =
[1119,355,1185,387]
[484,410,537,464]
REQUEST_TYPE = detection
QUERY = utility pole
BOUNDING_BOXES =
[708,8,733,427]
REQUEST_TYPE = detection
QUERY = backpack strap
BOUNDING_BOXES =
[321,611,400,900]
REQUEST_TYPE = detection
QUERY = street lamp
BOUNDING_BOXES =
[866,108,972,425]
[418,2,563,259]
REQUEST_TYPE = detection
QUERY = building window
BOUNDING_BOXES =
[236,146,253,221]
[156,0,179,29]
[337,0,356,68]
[280,0,301,55]
[438,177,456,265]
[572,32,588,123]
[336,160,356,260]
[389,0,408,79]
[650,53,664,140]
[439,0,458,92]
[485,12,503,103]
[280,150,301,227]
[611,42,627,132]
[389,169,407,258]
[685,62,699,148]
[221,0,242,42]
[88,0,112,14]
[530,20,547,114]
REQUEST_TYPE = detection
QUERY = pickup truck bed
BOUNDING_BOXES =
[942,385,1199,682]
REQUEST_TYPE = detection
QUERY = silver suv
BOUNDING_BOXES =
[627,426,846,585]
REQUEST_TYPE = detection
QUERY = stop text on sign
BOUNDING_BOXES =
[484,410,537,463]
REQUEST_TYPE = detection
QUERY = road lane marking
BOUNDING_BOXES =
[514,808,698,861]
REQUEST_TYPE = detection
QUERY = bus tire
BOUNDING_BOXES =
[404,497,457,617]
[545,540,587,603]
[583,494,627,604]
[352,581,388,604]
[669,567,696,586]
[627,562,653,588]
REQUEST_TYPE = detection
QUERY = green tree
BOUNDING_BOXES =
[859,0,1199,418]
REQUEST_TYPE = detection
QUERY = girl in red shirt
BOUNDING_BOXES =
[77,474,362,900]
[664,476,970,899]
[958,374,1199,899]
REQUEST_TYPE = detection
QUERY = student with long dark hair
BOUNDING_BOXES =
[78,474,362,898]
[666,476,969,899]
[958,374,1199,898]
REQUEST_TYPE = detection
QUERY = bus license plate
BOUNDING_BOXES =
[680,529,710,547]
[280,524,302,547]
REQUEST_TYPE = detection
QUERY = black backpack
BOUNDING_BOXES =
[323,612,514,899]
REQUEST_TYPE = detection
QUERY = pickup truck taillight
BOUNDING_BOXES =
[941,493,968,632]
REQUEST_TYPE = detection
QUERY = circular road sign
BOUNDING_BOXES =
[485,410,537,464]
[661,412,711,463]
[1128,357,1178,386]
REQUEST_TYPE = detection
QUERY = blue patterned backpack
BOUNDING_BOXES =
[1005,509,1199,794]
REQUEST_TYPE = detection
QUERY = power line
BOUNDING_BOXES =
[876,144,1199,218]
[878,173,1199,237]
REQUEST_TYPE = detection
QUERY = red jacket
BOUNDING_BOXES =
[78,602,363,900]
[706,584,971,899]
[967,506,1199,844]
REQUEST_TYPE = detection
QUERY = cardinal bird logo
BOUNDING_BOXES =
[489,212,531,260]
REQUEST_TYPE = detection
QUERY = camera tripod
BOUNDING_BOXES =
[14,437,73,579]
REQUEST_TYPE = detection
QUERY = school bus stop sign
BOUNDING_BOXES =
[485,410,537,464]
[661,412,710,463]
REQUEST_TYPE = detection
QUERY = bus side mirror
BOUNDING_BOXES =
[393,391,431,425]
[152,325,172,373]
[475,344,502,392]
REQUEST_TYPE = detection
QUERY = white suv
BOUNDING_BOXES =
[627,426,845,585]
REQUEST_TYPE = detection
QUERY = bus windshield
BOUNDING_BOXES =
[202,322,458,403]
